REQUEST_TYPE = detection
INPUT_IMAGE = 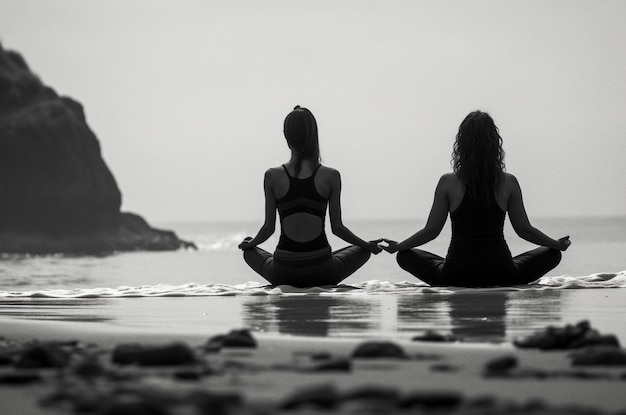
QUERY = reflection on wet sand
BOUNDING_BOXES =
[242,290,564,342]
[242,295,379,336]
[0,299,113,323]
[398,292,510,342]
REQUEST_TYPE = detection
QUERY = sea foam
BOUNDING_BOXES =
[1,271,624,298]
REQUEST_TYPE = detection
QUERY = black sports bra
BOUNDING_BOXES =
[275,165,330,253]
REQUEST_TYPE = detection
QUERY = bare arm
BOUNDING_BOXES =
[328,170,382,254]
[383,175,450,253]
[238,170,277,249]
[506,174,570,251]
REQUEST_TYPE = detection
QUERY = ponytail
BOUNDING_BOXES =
[283,106,321,176]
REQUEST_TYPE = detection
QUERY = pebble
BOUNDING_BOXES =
[188,390,243,413]
[400,391,464,409]
[514,320,620,350]
[112,342,195,366]
[484,355,518,372]
[342,385,400,402]
[351,341,407,359]
[205,329,257,351]
[308,357,351,372]
[99,399,170,415]
[430,363,461,372]
[570,346,626,366]
[412,330,459,343]
[0,353,13,365]
[14,343,69,368]
[310,351,332,360]
[280,384,339,410]
[71,355,107,378]
[0,371,42,384]
[70,391,107,413]
[173,369,203,380]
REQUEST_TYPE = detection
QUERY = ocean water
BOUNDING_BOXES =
[0,217,625,343]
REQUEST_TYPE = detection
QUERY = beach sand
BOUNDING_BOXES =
[2,318,626,414]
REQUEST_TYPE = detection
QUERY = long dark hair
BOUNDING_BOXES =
[452,111,506,204]
[283,106,321,177]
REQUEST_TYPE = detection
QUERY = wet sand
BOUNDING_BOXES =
[2,318,626,414]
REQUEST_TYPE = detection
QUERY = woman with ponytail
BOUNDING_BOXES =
[239,106,382,287]
[383,110,570,287]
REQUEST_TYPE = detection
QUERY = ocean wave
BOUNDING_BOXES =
[191,232,265,252]
[535,271,626,289]
[0,271,624,298]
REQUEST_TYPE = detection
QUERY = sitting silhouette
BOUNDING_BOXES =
[383,110,570,287]
[239,106,381,287]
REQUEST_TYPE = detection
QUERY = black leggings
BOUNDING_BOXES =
[243,245,371,287]
[396,247,562,287]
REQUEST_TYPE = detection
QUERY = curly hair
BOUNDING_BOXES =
[283,106,321,177]
[451,111,506,204]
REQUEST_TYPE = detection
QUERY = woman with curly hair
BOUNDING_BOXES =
[383,110,570,287]
[239,106,382,287]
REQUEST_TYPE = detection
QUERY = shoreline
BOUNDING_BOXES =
[3,286,626,346]
[2,318,626,414]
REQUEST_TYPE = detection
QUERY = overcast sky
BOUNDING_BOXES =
[1,0,625,223]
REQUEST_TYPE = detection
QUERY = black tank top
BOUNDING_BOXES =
[275,165,330,253]
[444,191,516,274]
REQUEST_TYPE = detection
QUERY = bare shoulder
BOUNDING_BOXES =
[315,165,339,199]
[264,166,289,190]
[438,172,462,190]
[502,172,521,191]
[264,166,290,198]
[438,172,464,210]
[503,172,518,182]
[318,164,339,176]
[440,172,457,183]
[264,166,284,182]
[317,165,340,182]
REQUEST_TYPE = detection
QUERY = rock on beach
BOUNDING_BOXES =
[2,325,626,415]
[0,44,194,254]
[513,320,620,351]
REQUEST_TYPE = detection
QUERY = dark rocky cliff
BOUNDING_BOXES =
[0,44,194,253]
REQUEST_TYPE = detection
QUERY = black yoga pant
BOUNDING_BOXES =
[243,245,371,287]
[396,247,562,287]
